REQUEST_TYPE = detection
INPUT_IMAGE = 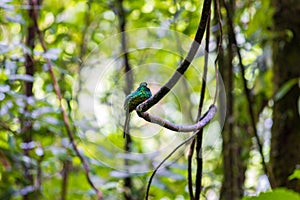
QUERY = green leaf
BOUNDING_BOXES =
[289,169,300,180]
[274,78,299,101]
[0,70,9,82]
[242,188,300,200]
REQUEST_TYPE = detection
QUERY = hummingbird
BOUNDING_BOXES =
[123,82,152,138]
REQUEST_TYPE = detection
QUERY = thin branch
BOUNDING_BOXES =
[187,139,196,200]
[188,11,213,200]
[115,0,134,199]
[138,0,212,112]
[144,105,217,200]
[137,105,217,132]
[30,1,102,199]
[23,1,36,199]
[195,12,211,200]
[61,160,71,200]
[171,3,196,198]
[114,0,133,95]
[145,133,197,200]
[213,0,223,105]
[223,0,275,187]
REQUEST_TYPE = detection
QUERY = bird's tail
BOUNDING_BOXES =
[124,112,130,138]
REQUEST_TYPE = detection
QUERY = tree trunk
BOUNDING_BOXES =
[218,24,242,200]
[270,0,300,192]
[22,0,37,199]
[218,0,250,198]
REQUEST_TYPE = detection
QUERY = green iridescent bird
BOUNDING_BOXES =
[123,82,152,138]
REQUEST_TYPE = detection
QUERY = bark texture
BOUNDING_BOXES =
[271,0,300,192]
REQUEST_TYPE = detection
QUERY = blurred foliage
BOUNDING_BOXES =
[242,188,300,200]
[0,0,296,199]
[289,169,300,181]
